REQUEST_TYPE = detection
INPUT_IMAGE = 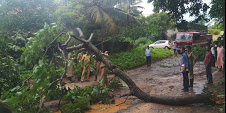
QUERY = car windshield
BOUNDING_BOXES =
[176,34,193,40]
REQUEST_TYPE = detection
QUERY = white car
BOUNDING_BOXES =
[149,40,172,49]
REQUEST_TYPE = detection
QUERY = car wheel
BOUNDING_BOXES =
[164,46,168,49]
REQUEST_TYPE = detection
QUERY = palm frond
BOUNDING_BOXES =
[101,11,116,32]
[87,6,102,24]
[105,8,140,24]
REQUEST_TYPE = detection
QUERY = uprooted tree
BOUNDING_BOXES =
[54,28,212,106]
[0,26,214,113]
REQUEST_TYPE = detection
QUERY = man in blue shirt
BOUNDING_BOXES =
[145,46,152,67]
[181,47,189,92]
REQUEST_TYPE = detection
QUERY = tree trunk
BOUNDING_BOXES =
[84,41,212,106]
[66,28,213,106]
[100,24,105,52]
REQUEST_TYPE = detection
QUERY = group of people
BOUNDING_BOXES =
[180,43,225,92]
[66,50,109,86]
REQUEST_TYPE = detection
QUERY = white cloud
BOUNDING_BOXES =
[136,0,154,16]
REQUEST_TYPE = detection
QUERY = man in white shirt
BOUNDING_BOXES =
[211,45,216,67]
[145,46,152,67]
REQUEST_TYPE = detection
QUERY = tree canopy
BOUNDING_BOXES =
[148,0,210,29]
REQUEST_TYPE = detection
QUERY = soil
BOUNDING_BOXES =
[53,55,225,113]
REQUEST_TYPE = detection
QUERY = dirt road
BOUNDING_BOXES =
[61,55,224,113]
[114,55,224,113]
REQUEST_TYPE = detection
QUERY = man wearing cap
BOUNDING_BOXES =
[81,51,91,82]
[100,51,109,86]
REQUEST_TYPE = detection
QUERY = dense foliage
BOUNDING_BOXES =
[62,81,119,113]
[208,29,221,35]
[0,56,21,96]
[0,0,223,112]
[148,0,209,30]
[209,0,225,29]
[192,45,206,61]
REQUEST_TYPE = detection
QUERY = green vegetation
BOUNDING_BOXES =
[0,0,224,112]
[192,45,206,61]
[149,0,209,30]
[110,46,173,70]
[0,56,21,96]
[61,77,122,113]
[208,29,221,35]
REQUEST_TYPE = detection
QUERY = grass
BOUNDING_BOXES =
[110,46,173,70]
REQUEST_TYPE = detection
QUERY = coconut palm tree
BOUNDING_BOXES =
[81,0,141,51]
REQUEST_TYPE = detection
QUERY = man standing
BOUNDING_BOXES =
[76,52,83,81]
[145,46,152,67]
[100,51,109,86]
[211,45,216,67]
[204,45,213,84]
[173,42,177,57]
[81,51,91,82]
[67,52,75,83]
[181,47,189,92]
[93,55,101,81]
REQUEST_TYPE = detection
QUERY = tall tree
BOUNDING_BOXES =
[209,0,225,31]
[81,0,141,51]
[148,0,210,30]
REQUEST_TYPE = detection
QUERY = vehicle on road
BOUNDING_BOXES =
[175,32,212,53]
[149,40,172,49]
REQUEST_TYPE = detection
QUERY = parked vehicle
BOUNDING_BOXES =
[149,40,172,49]
[175,32,212,53]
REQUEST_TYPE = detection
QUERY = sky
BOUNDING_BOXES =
[137,0,214,25]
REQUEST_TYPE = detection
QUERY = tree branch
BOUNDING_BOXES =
[19,74,34,90]
[62,34,72,47]
[65,44,84,52]
[88,33,94,42]
[70,34,86,43]
[57,43,68,108]
[42,32,67,60]
[76,28,84,39]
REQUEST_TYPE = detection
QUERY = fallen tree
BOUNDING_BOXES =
[57,28,213,106]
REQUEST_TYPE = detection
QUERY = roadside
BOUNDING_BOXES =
[53,55,225,113]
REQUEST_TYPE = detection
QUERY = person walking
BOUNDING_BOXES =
[180,47,189,92]
[67,52,75,83]
[81,51,91,82]
[100,51,109,86]
[173,42,177,56]
[186,46,197,87]
[145,46,152,67]
[217,43,225,72]
[204,45,213,84]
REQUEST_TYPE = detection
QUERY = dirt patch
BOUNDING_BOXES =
[86,99,131,113]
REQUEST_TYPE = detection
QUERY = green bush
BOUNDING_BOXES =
[208,29,221,35]
[192,45,206,61]
[62,83,115,113]
[110,46,173,70]
[0,55,21,96]
[134,37,154,47]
